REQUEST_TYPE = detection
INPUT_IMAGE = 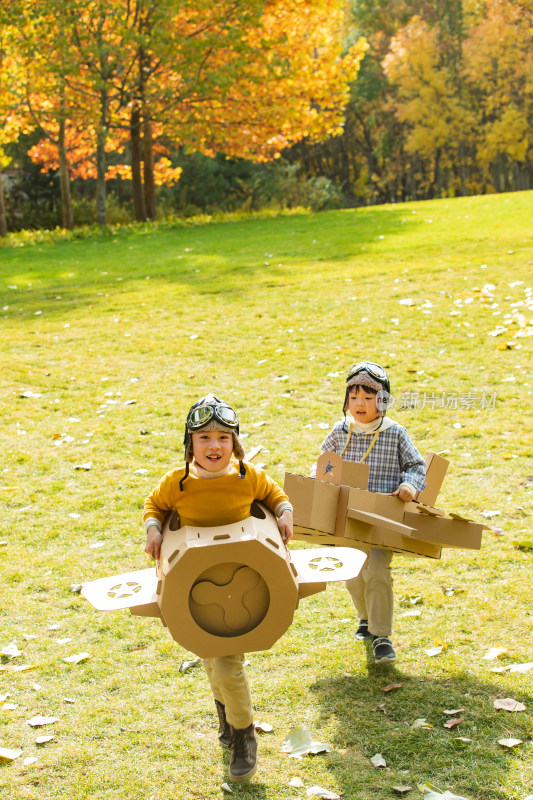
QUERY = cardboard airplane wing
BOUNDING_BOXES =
[285,451,487,558]
[81,502,366,658]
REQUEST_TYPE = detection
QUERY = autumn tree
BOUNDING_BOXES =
[17,0,366,225]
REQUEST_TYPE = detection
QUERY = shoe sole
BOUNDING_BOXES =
[374,655,396,664]
[229,763,257,782]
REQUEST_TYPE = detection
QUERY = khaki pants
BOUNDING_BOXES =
[346,547,394,637]
[202,654,253,730]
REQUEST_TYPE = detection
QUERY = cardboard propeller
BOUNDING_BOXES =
[285,451,487,558]
[82,502,366,658]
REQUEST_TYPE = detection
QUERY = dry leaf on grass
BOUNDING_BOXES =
[306,787,341,799]
[483,647,507,660]
[27,715,59,727]
[411,719,433,729]
[443,709,464,716]
[35,735,55,744]
[392,788,413,794]
[0,643,21,658]
[420,787,471,800]
[443,717,463,729]
[382,683,403,692]
[289,777,305,788]
[23,756,38,765]
[493,697,526,712]
[498,738,522,748]
[0,747,23,762]
[371,753,387,768]
[63,652,91,664]
[425,646,444,657]
[282,726,331,758]
[254,721,273,732]
[178,657,200,673]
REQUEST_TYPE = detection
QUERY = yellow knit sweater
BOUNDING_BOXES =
[143,459,288,529]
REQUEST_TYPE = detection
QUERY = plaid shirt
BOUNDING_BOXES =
[320,419,426,494]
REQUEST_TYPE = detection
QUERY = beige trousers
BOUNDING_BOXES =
[202,654,254,730]
[345,547,394,637]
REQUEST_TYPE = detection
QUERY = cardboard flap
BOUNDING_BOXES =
[346,507,416,534]
[340,461,369,489]
[290,547,367,584]
[81,568,157,611]
[417,452,449,505]
[316,452,343,483]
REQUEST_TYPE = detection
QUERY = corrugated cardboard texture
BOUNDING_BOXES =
[417,452,449,506]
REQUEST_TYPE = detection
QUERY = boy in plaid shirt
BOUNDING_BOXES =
[317,362,426,664]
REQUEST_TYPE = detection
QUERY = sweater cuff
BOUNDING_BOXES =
[275,501,293,517]
[145,517,162,533]
[400,482,417,497]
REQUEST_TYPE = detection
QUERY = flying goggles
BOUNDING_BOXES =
[187,402,239,431]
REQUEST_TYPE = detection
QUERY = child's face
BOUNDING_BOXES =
[192,430,234,472]
[347,385,381,424]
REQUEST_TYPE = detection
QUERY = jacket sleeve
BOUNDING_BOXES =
[251,465,289,513]
[143,469,180,526]
[397,428,426,493]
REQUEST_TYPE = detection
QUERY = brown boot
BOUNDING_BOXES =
[229,723,257,782]
[214,699,232,749]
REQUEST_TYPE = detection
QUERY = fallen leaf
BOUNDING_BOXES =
[73,461,93,470]
[481,509,501,518]
[420,787,471,800]
[23,756,38,765]
[392,788,413,795]
[483,647,507,660]
[493,697,526,712]
[1,664,37,673]
[63,652,91,664]
[0,747,23,762]
[289,777,305,787]
[1,643,22,658]
[1,703,18,711]
[401,609,422,618]
[411,719,433,729]
[27,715,59,727]
[254,721,273,733]
[35,735,55,744]
[499,738,522,748]
[452,737,472,743]
[282,726,331,758]
[443,709,464,716]
[178,657,201,673]
[441,587,466,596]
[306,787,340,799]
[425,646,444,657]
[443,718,463,729]
[371,753,387,768]
[399,595,423,606]
[221,782,233,793]
[382,683,403,692]
[507,662,533,673]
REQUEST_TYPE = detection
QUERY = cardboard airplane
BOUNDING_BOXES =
[82,501,367,658]
[284,452,487,559]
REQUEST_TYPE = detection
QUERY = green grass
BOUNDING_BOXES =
[1,192,532,799]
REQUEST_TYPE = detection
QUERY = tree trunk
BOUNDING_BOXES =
[143,114,156,220]
[58,114,74,230]
[131,104,146,222]
[96,89,108,226]
[0,169,7,236]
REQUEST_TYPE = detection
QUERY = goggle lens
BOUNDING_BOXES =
[348,361,387,382]
[187,404,239,430]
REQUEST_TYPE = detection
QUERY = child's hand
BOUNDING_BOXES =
[276,510,293,544]
[145,526,163,560]
[392,484,415,503]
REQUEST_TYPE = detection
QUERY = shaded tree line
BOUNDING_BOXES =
[286,0,533,204]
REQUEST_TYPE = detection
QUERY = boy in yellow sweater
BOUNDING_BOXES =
[144,394,293,782]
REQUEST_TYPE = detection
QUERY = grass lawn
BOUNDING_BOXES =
[1,191,532,800]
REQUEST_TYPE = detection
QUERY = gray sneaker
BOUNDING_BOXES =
[355,619,372,641]
[372,636,396,664]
